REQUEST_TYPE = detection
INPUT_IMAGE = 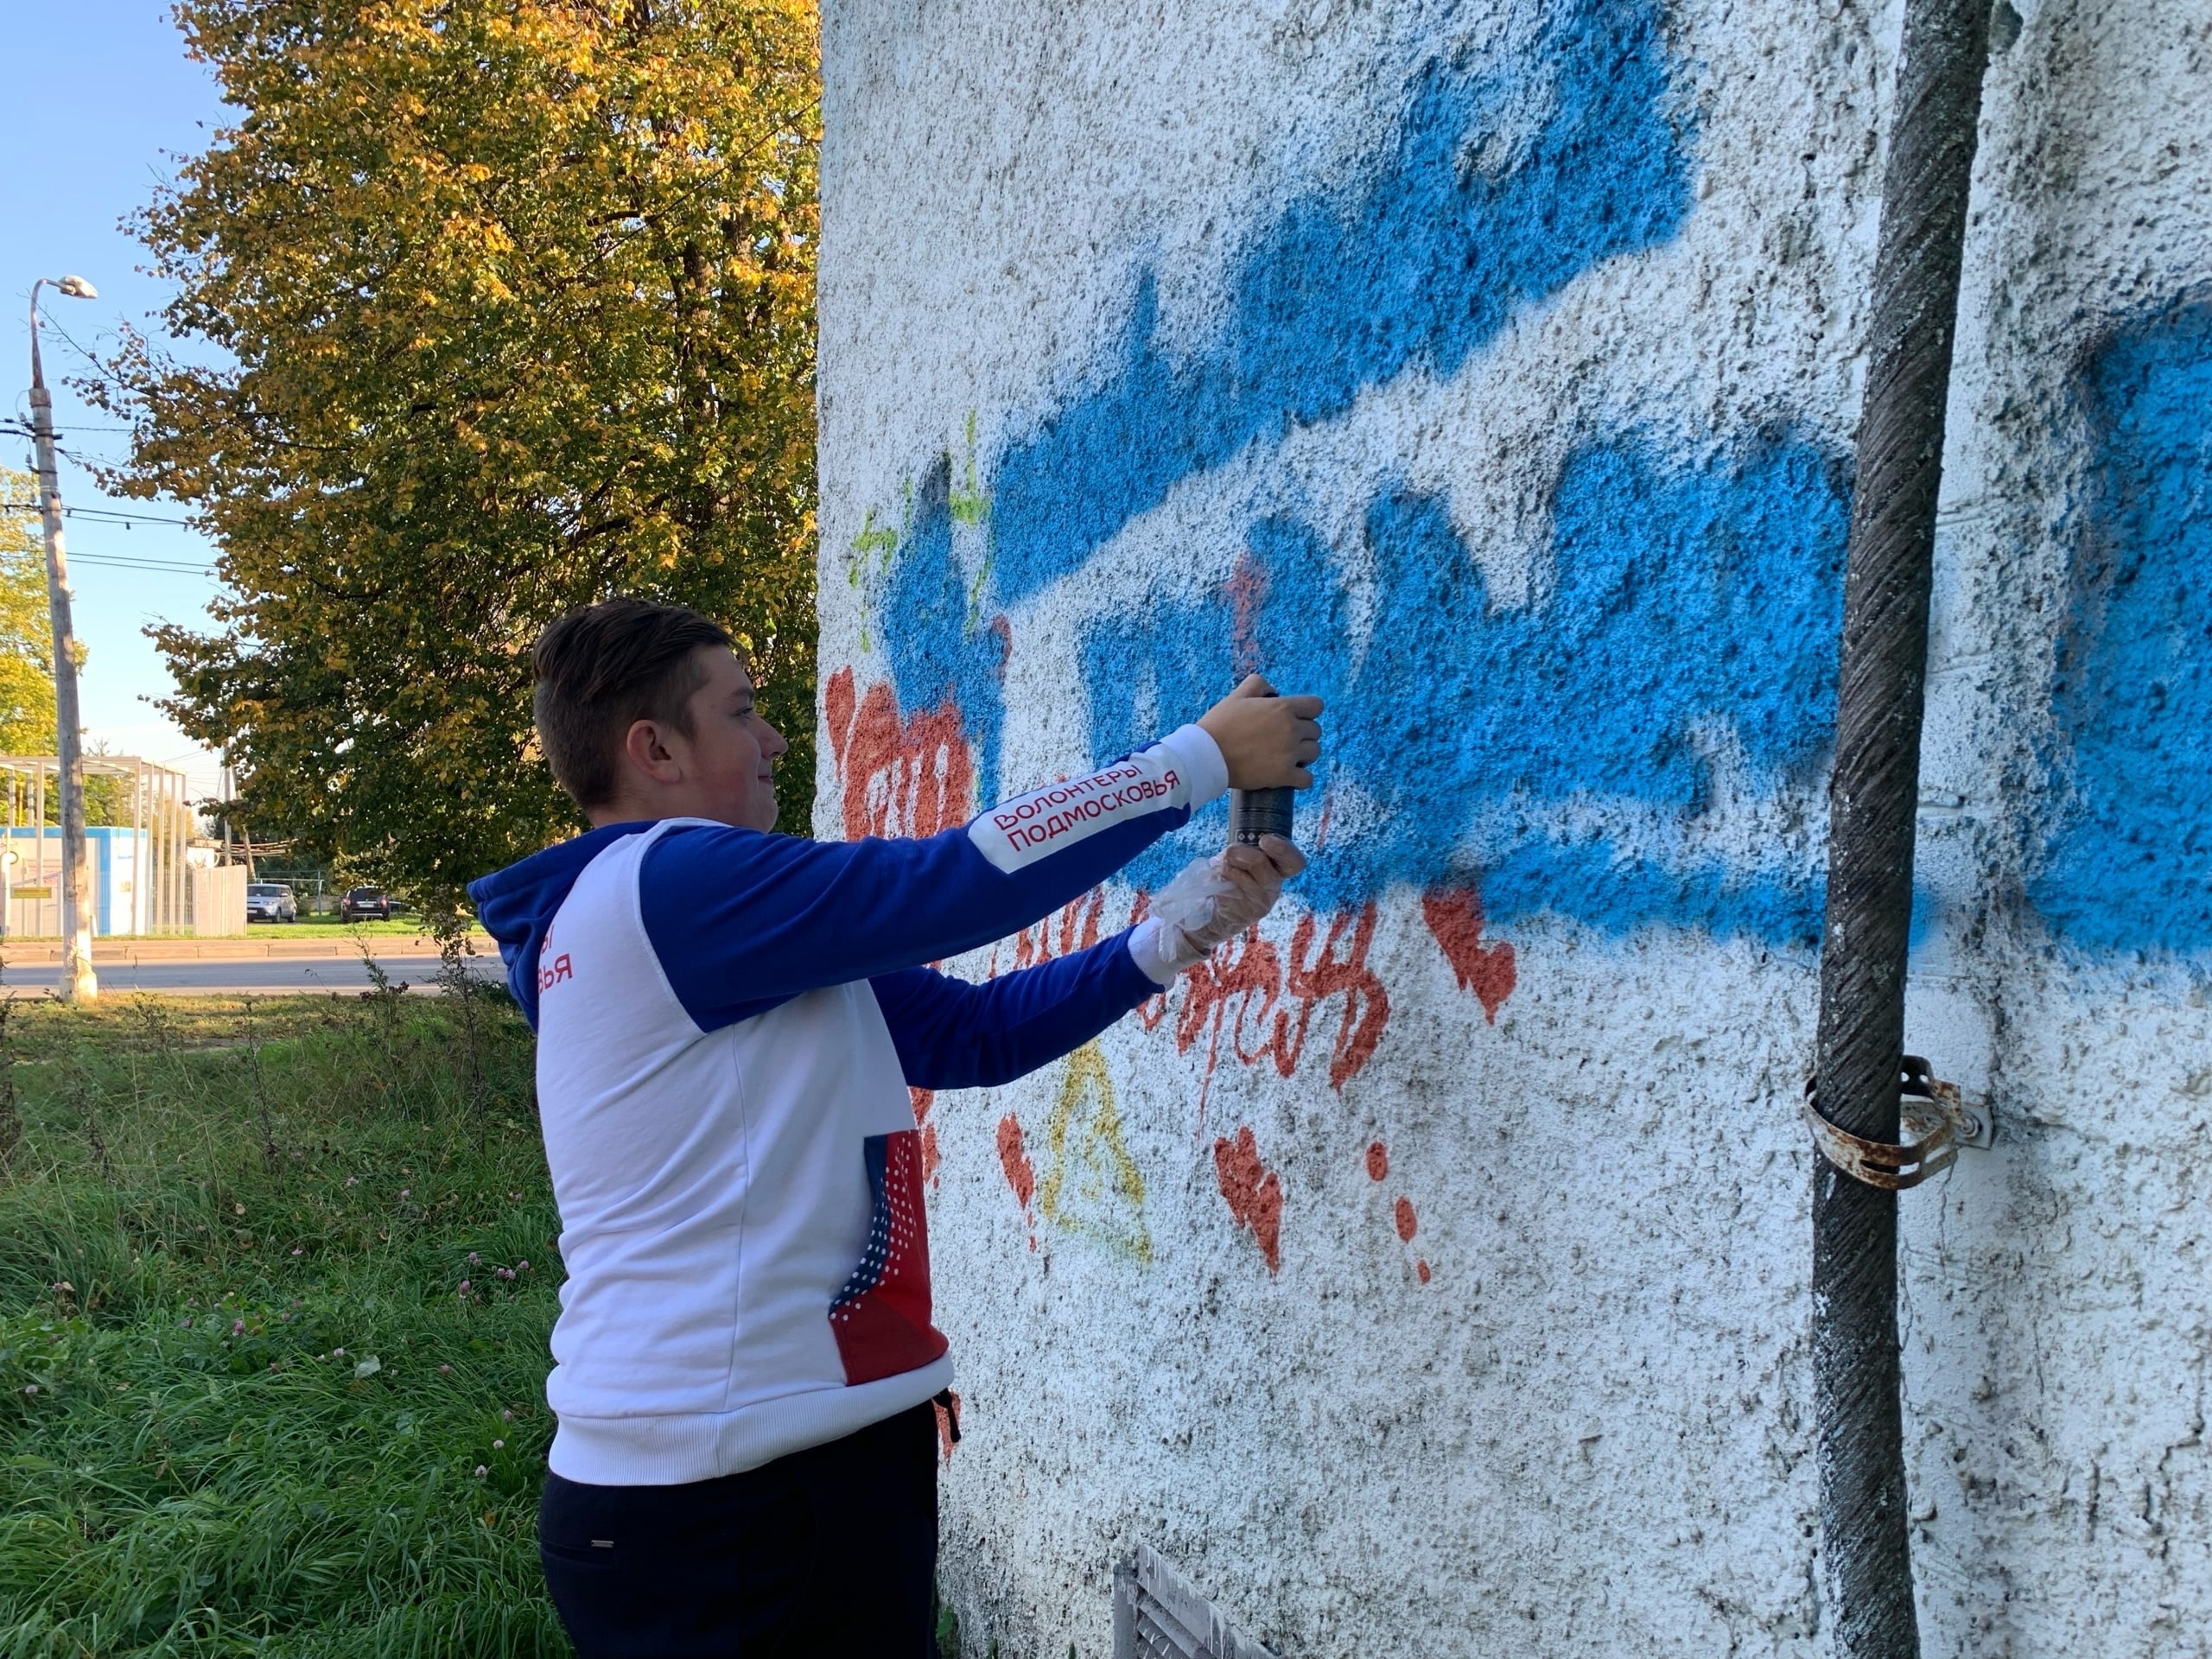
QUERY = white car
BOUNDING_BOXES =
[246,882,299,924]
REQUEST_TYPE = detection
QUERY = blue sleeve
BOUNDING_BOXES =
[870,931,1159,1089]
[640,728,1222,1030]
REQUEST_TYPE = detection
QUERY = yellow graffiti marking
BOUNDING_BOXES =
[1037,1042,1152,1264]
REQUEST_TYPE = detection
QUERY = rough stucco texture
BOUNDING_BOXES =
[816,0,2212,1652]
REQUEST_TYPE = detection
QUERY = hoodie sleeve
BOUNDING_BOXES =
[869,931,1161,1090]
[640,724,1226,1030]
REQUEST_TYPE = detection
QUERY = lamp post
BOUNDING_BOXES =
[28,275,99,1002]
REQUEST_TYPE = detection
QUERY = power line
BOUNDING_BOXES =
[0,418,137,435]
[0,499,200,528]
[65,505,200,527]
[67,553,218,575]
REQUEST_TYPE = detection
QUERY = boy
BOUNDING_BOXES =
[470,599,1319,1656]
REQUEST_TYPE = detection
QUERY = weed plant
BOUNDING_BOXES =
[0,991,568,1657]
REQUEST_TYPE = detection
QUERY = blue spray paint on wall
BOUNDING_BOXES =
[2030,301,2212,957]
[884,457,1011,803]
[1082,432,1851,943]
[874,0,1866,945]
[985,0,1694,610]
[887,0,1700,806]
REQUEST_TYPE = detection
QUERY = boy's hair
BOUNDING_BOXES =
[532,600,734,808]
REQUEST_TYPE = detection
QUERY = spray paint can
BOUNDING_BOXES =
[1227,688,1296,847]
[1230,785,1295,847]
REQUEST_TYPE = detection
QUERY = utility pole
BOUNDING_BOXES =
[28,275,99,1002]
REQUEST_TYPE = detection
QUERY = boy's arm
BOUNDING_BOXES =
[871,830,1305,1087]
[639,726,1227,1030]
[870,926,1176,1090]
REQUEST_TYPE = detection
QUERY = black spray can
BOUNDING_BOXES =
[1227,683,1296,846]
[1230,785,1295,847]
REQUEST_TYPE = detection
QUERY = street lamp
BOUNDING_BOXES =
[28,275,99,1002]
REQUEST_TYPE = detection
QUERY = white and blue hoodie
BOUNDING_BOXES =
[469,724,1227,1486]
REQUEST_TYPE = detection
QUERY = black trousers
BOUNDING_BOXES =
[538,1402,938,1657]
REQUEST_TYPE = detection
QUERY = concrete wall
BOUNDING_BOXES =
[816,0,2212,1652]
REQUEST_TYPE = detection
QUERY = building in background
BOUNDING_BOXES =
[0,754,194,936]
[817,0,2211,1653]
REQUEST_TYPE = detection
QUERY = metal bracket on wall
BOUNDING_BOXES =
[1911,1056,1996,1152]
[1951,1087,1995,1151]
[1113,1541,1281,1659]
[1805,1054,1994,1189]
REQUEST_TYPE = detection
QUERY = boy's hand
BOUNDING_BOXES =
[1141,835,1306,977]
[1198,836,1306,949]
[1198,674,1324,790]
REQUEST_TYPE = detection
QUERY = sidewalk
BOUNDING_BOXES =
[0,933,498,963]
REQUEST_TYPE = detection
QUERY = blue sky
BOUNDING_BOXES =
[5,1,229,798]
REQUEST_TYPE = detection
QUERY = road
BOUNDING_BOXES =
[0,953,507,997]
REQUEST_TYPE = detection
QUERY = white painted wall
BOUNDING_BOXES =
[817,0,2212,1652]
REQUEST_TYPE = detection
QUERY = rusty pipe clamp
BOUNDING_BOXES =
[1804,1055,1968,1191]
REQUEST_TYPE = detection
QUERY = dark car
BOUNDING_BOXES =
[246,882,298,924]
[340,887,395,923]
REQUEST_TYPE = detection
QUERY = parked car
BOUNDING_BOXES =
[246,882,298,924]
[340,886,395,922]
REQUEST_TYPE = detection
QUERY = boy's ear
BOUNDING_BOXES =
[620,717,685,785]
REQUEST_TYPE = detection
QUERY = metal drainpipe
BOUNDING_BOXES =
[1810,0,1993,1652]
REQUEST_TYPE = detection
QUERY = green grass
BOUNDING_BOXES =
[236,921,437,939]
[0,999,356,1067]
[0,988,569,1657]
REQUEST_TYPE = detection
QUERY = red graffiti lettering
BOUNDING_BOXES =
[824,665,857,771]
[1285,905,1390,1089]
[1379,1174,1432,1286]
[1166,903,1391,1122]
[1001,888,1106,978]
[1380,1185,1433,1292]
[1175,926,1285,1130]
[830,671,975,842]
[1175,927,1281,1064]
[1061,887,1103,956]
[996,1113,1036,1251]
[1421,885,1516,1023]
[1213,1124,1283,1274]
[911,1090,940,1188]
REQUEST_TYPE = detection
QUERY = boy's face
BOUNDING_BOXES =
[671,645,789,831]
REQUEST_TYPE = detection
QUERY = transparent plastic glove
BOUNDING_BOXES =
[1128,836,1303,983]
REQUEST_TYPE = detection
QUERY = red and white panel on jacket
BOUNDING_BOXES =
[828,1129,950,1385]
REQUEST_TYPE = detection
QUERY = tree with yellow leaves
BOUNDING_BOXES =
[0,468,60,756]
[92,0,820,899]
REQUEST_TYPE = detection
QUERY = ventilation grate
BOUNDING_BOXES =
[1112,1541,1281,1659]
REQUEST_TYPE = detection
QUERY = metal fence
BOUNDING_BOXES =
[0,754,195,937]
[1113,1542,1280,1659]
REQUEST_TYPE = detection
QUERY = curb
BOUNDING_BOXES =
[0,934,496,964]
